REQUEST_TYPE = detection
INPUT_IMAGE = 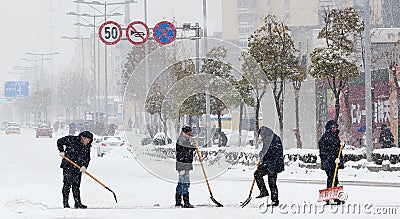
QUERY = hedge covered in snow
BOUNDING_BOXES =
[143,145,400,168]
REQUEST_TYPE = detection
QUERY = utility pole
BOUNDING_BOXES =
[104,2,109,126]
[203,0,211,147]
[364,0,373,161]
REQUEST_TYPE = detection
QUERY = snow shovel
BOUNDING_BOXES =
[194,143,223,207]
[317,144,344,202]
[64,156,118,203]
[239,159,261,208]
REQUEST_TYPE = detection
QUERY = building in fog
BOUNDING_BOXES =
[220,0,400,149]
[221,0,400,47]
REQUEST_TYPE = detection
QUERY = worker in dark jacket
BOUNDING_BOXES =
[319,120,344,205]
[379,124,395,148]
[175,125,195,208]
[254,126,284,206]
[57,131,93,209]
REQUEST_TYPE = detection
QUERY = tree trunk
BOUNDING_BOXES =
[343,87,352,141]
[273,80,285,144]
[238,100,244,147]
[254,97,261,149]
[217,113,222,133]
[390,64,400,148]
[217,112,222,147]
[334,90,341,123]
[159,112,168,145]
[316,80,324,144]
[294,88,302,148]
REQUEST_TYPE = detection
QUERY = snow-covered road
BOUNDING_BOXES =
[0,128,399,218]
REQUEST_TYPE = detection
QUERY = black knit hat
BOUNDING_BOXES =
[181,125,192,133]
[79,130,93,139]
[325,120,338,130]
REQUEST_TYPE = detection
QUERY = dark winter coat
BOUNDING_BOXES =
[57,131,92,173]
[379,124,394,148]
[175,132,195,171]
[319,120,344,171]
[258,126,285,174]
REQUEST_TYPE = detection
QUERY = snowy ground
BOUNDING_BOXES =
[0,128,399,218]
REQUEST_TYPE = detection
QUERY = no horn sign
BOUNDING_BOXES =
[99,20,177,45]
[126,21,149,45]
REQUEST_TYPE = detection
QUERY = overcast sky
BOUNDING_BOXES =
[0,0,222,94]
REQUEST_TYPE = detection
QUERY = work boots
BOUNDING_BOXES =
[256,192,269,199]
[182,194,194,208]
[175,193,182,207]
[63,193,70,208]
[73,192,87,209]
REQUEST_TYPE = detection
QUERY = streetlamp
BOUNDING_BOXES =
[25,52,58,124]
[62,35,92,115]
[20,58,50,93]
[67,11,122,130]
[73,0,137,127]
[26,52,59,89]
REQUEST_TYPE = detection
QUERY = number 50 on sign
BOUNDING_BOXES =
[99,21,122,45]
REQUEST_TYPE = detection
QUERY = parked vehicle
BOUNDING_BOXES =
[1,121,9,131]
[5,126,21,135]
[36,125,53,138]
[97,136,126,157]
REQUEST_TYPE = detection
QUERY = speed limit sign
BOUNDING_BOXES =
[99,21,122,45]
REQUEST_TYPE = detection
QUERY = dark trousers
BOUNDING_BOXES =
[254,169,279,202]
[325,168,339,188]
[62,167,82,195]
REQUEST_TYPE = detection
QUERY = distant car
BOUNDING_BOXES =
[5,126,21,135]
[36,125,53,138]
[97,136,126,157]
[8,121,18,125]
[1,121,9,131]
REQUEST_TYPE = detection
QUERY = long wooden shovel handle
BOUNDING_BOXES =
[63,156,107,188]
[331,144,344,188]
[249,159,262,192]
[194,146,213,193]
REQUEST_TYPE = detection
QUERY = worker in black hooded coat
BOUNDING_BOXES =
[318,120,344,204]
[254,126,284,206]
[57,131,93,209]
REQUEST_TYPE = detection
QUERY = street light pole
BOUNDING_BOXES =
[363,0,373,161]
[68,11,122,129]
[61,36,92,116]
[104,2,109,127]
[26,52,59,89]
[20,58,47,92]
[73,0,137,130]
[26,52,58,124]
